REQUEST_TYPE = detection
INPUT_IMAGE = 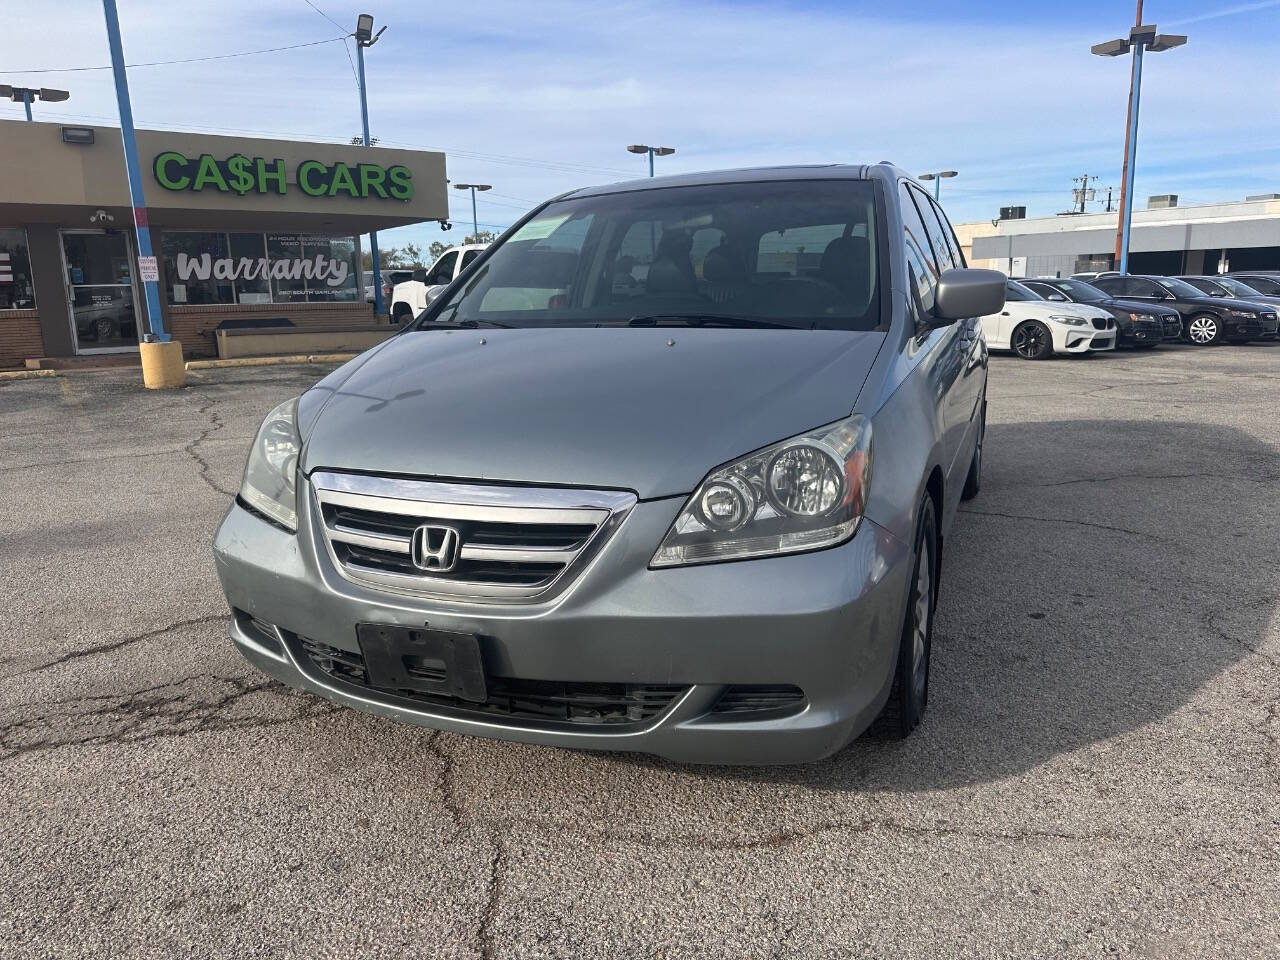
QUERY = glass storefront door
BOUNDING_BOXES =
[61,231,140,352]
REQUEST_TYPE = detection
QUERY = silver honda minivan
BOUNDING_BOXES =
[213,164,1004,764]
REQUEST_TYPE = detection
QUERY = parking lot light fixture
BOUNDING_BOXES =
[353,13,388,315]
[627,144,675,178]
[1,84,70,121]
[918,170,958,201]
[453,183,492,242]
[1093,19,1187,274]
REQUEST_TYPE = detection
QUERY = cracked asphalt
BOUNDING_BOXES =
[2,344,1278,958]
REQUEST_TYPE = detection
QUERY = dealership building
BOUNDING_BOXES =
[956,193,1280,279]
[0,119,447,368]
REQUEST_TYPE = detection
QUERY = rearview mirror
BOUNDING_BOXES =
[934,268,1006,321]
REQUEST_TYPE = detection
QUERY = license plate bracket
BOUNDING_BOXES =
[356,623,487,703]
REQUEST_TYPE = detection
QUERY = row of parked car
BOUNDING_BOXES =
[984,271,1280,360]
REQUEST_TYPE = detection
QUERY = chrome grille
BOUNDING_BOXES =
[311,471,635,602]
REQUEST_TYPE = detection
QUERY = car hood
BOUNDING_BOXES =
[300,327,885,499]
[1177,296,1248,312]
[1016,301,1108,320]
[1103,298,1179,317]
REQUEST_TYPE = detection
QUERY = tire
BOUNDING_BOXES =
[960,402,984,502]
[1011,320,1053,360]
[1186,313,1223,346]
[874,495,938,738]
[391,305,413,325]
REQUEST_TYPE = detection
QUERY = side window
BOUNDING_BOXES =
[921,192,965,270]
[460,249,480,270]
[898,183,938,314]
[1093,276,1123,296]
[428,251,458,284]
[1125,278,1161,297]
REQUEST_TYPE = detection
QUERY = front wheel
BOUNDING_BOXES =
[1186,314,1223,345]
[1011,320,1053,360]
[874,496,938,738]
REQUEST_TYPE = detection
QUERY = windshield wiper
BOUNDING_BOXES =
[625,313,793,329]
[418,318,514,330]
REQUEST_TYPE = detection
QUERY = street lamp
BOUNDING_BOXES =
[1092,18,1186,274]
[353,12,388,314]
[626,144,675,178]
[918,170,958,201]
[453,183,492,242]
[0,85,70,121]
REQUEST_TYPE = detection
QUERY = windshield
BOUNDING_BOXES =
[424,180,883,331]
[1005,280,1043,302]
[1054,279,1107,302]
[1159,277,1207,299]
[1215,276,1265,297]
[1185,277,1229,296]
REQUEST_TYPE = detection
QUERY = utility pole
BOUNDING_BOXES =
[1071,174,1098,214]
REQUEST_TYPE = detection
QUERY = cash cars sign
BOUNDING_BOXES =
[152,152,413,201]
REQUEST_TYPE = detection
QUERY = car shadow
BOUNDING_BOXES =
[619,417,1275,790]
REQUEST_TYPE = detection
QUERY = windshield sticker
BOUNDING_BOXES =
[510,214,572,242]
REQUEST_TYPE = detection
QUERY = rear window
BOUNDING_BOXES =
[428,180,884,332]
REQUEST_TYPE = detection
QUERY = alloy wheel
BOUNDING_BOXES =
[1013,324,1047,359]
[1188,316,1218,344]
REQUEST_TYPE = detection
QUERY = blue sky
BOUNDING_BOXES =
[3,0,1279,255]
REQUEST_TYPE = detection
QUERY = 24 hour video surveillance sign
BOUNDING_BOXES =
[152,152,414,201]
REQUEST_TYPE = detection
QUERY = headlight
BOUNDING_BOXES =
[1230,309,1257,318]
[239,397,301,531]
[651,415,872,568]
[1049,315,1088,326]
[1128,312,1153,322]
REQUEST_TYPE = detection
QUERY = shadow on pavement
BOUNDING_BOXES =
[626,417,1277,790]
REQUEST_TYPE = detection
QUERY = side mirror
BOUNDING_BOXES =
[934,268,1006,321]
[1047,293,1068,302]
[412,268,427,283]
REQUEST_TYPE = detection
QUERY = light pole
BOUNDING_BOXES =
[1092,13,1186,274]
[918,170,958,201]
[1,85,70,121]
[354,13,387,314]
[453,183,491,242]
[626,144,675,177]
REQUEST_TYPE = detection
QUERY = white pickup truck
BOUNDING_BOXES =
[389,244,489,324]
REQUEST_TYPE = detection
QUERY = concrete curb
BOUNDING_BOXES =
[0,369,58,381]
[185,354,357,371]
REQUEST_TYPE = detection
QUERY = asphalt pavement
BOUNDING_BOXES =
[1,343,1277,958]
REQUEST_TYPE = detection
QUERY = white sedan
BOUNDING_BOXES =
[982,280,1117,360]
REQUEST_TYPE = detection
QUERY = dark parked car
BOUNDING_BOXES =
[214,163,1006,763]
[1091,274,1279,345]
[1020,277,1177,346]
[1227,272,1280,296]
[1176,276,1280,339]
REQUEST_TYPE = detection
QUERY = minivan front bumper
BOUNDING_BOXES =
[213,484,914,765]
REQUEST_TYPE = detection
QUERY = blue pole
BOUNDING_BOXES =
[470,188,478,241]
[356,41,384,316]
[22,90,32,121]
[101,0,166,340]
[648,149,654,178]
[1118,42,1144,275]
[933,176,941,201]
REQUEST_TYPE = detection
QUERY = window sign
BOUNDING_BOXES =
[0,228,37,309]
[160,231,359,305]
[153,152,413,201]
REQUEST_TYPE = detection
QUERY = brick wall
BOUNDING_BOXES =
[166,301,378,358]
[0,311,45,368]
